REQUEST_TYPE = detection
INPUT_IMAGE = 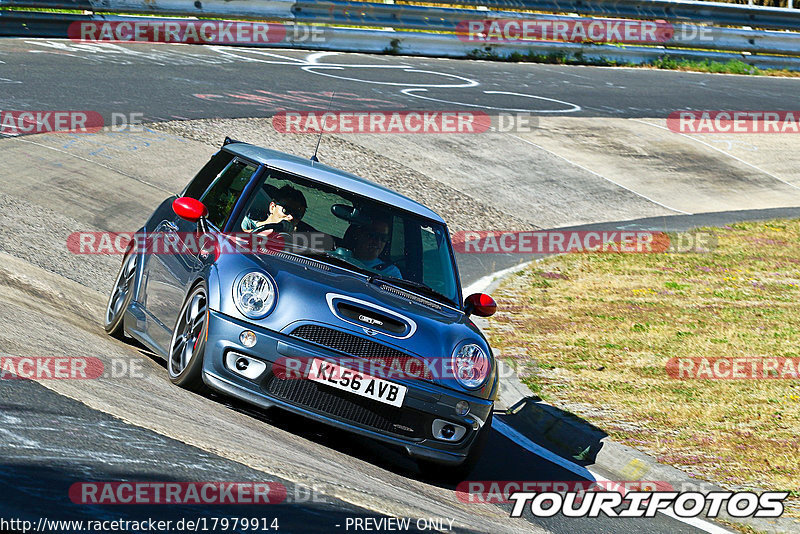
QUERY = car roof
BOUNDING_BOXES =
[223,140,446,224]
[224,141,446,224]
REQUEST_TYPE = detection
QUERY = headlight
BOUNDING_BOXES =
[452,343,490,389]
[234,272,276,319]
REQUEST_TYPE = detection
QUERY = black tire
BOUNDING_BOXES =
[167,283,210,393]
[418,411,493,483]
[104,250,136,339]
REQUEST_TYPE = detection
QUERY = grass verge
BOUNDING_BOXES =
[486,219,800,517]
[467,47,800,77]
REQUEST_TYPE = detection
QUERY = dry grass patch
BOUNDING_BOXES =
[487,219,800,516]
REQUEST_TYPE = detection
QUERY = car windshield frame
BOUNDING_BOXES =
[226,162,464,309]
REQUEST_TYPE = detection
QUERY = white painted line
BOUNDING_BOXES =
[208,46,311,64]
[506,134,691,215]
[462,261,534,297]
[306,51,340,64]
[633,119,800,192]
[492,418,731,533]
[485,91,581,113]
[208,47,481,88]
[492,417,597,481]
[658,507,733,534]
[402,89,581,113]
[301,66,479,88]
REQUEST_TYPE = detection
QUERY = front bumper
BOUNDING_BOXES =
[202,310,494,465]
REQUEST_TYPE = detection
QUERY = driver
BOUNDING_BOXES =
[242,185,307,234]
[347,219,402,279]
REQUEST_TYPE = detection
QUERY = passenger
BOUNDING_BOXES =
[243,185,307,234]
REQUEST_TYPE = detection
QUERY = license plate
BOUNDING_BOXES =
[307,358,406,408]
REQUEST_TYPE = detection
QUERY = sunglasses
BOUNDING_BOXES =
[277,203,305,220]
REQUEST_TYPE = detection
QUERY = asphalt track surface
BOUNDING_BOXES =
[1,38,799,534]
[0,39,798,121]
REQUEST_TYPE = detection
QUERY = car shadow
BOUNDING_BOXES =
[205,389,607,494]
[499,396,607,467]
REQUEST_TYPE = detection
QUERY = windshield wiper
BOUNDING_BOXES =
[368,274,455,307]
[291,249,373,276]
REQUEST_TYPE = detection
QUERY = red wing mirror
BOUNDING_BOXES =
[172,197,208,223]
[464,293,497,317]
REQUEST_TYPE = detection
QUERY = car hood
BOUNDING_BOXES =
[211,251,494,392]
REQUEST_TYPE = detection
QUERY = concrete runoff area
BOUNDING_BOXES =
[328,117,800,225]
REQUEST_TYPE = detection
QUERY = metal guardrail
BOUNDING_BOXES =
[3,0,800,29]
[287,1,800,57]
[0,0,297,20]
[3,9,800,71]
[423,0,798,22]
[1,0,800,70]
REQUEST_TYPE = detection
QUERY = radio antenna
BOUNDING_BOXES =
[311,90,335,163]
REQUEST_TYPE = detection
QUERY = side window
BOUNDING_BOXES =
[183,151,235,199]
[200,159,258,229]
[389,217,405,260]
[420,225,453,296]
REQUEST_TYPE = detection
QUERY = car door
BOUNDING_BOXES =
[142,156,258,350]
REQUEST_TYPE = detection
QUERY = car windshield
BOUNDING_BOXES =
[233,166,460,306]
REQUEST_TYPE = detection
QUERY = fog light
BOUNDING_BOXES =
[432,419,467,442]
[455,400,470,416]
[225,352,267,380]
[240,330,257,347]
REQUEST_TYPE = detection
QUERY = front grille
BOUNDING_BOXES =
[289,324,433,381]
[291,324,407,359]
[263,373,423,438]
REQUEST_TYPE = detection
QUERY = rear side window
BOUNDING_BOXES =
[183,150,235,199]
[200,159,258,228]
[418,224,456,299]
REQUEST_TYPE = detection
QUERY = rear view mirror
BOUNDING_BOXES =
[464,293,497,317]
[172,197,208,223]
[331,204,372,225]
